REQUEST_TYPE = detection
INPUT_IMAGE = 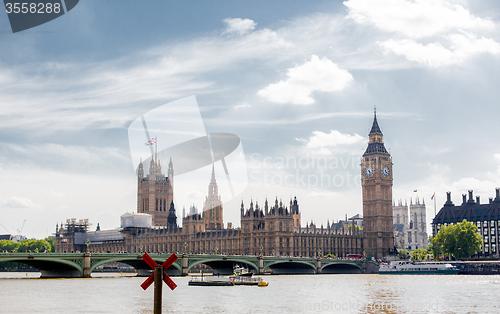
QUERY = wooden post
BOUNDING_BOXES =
[154,266,163,314]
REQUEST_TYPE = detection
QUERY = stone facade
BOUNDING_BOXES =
[361,110,394,259]
[136,157,174,226]
[392,198,428,251]
[55,164,363,257]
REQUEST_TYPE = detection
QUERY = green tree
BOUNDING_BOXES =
[17,239,51,253]
[0,239,19,252]
[44,237,55,252]
[431,220,482,259]
[398,249,409,259]
[410,248,428,261]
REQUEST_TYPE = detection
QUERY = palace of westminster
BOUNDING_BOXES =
[55,113,403,259]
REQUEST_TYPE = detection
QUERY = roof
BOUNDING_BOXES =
[369,113,383,135]
[433,197,500,224]
[363,142,389,156]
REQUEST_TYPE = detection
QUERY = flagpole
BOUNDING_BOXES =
[434,195,436,216]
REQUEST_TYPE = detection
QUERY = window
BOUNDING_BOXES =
[492,229,496,235]
[483,221,488,227]
[484,228,488,235]
[491,221,495,227]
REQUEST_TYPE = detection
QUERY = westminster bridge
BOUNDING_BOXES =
[0,253,364,278]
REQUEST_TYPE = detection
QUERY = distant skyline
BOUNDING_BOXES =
[1,0,500,239]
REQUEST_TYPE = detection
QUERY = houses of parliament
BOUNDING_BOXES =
[56,112,395,259]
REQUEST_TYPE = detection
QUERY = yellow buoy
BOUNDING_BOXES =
[258,280,268,287]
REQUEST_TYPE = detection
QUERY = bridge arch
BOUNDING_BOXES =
[264,260,317,274]
[187,257,259,274]
[321,261,363,274]
[0,256,84,277]
[89,256,182,274]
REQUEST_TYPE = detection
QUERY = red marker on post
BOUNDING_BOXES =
[140,253,178,314]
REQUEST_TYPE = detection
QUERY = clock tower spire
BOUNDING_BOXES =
[361,109,394,259]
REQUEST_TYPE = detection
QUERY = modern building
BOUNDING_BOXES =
[432,189,500,258]
[361,110,395,259]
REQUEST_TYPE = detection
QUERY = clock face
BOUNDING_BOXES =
[382,165,390,177]
[364,165,374,178]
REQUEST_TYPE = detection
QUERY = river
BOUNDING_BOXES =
[1,273,499,313]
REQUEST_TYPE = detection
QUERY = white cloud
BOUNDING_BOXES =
[302,130,365,149]
[344,0,494,39]
[0,196,42,209]
[257,55,353,105]
[223,18,257,35]
[378,32,500,67]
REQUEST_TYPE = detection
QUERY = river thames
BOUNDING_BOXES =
[0,273,499,313]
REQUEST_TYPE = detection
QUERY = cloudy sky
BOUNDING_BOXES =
[1,0,499,239]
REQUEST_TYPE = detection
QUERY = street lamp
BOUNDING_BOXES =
[260,246,263,256]
[272,249,275,256]
[215,247,218,255]
[184,242,188,254]
[85,239,90,253]
[140,244,143,253]
[318,249,322,258]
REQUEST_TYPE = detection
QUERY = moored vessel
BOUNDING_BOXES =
[379,261,460,275]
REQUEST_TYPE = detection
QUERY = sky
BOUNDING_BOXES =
[1,0,500,239]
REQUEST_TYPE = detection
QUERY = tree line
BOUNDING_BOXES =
[0,238,55,253]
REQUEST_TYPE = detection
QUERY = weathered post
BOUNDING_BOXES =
[154,266,163,314]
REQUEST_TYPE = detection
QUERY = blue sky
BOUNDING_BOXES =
[1,0,500,239]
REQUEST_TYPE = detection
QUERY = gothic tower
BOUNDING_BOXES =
[203,164,223,230]
[137,157,174,226]
[361,109,394,259]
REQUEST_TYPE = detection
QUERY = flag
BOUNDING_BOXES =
[413,190,417,192]
[431,192,435,200]
[145,137,157,146]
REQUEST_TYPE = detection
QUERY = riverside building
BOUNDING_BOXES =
[432,189,500,258]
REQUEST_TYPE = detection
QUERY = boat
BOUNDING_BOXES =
[188,275,234,286]
[378,261,460,275]
[233,264,253,277]
[229,275,268,286]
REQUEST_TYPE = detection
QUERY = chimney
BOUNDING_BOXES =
[489,198,493,204]
[476,196,480,204]
[495,188,500,203]
[445,192,454,206]
[467,190,475,204]
[462,194,467,204]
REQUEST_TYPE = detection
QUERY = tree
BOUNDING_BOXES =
[0,239,19,252]
[45,237,55,252]
[410,248,428,261]
[398,249,409,259]
[431,220,482,259]
[17,239,52,253]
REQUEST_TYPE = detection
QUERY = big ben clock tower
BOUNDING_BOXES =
[361,109,394,259]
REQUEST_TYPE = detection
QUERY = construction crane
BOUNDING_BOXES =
[17,219,26,236]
